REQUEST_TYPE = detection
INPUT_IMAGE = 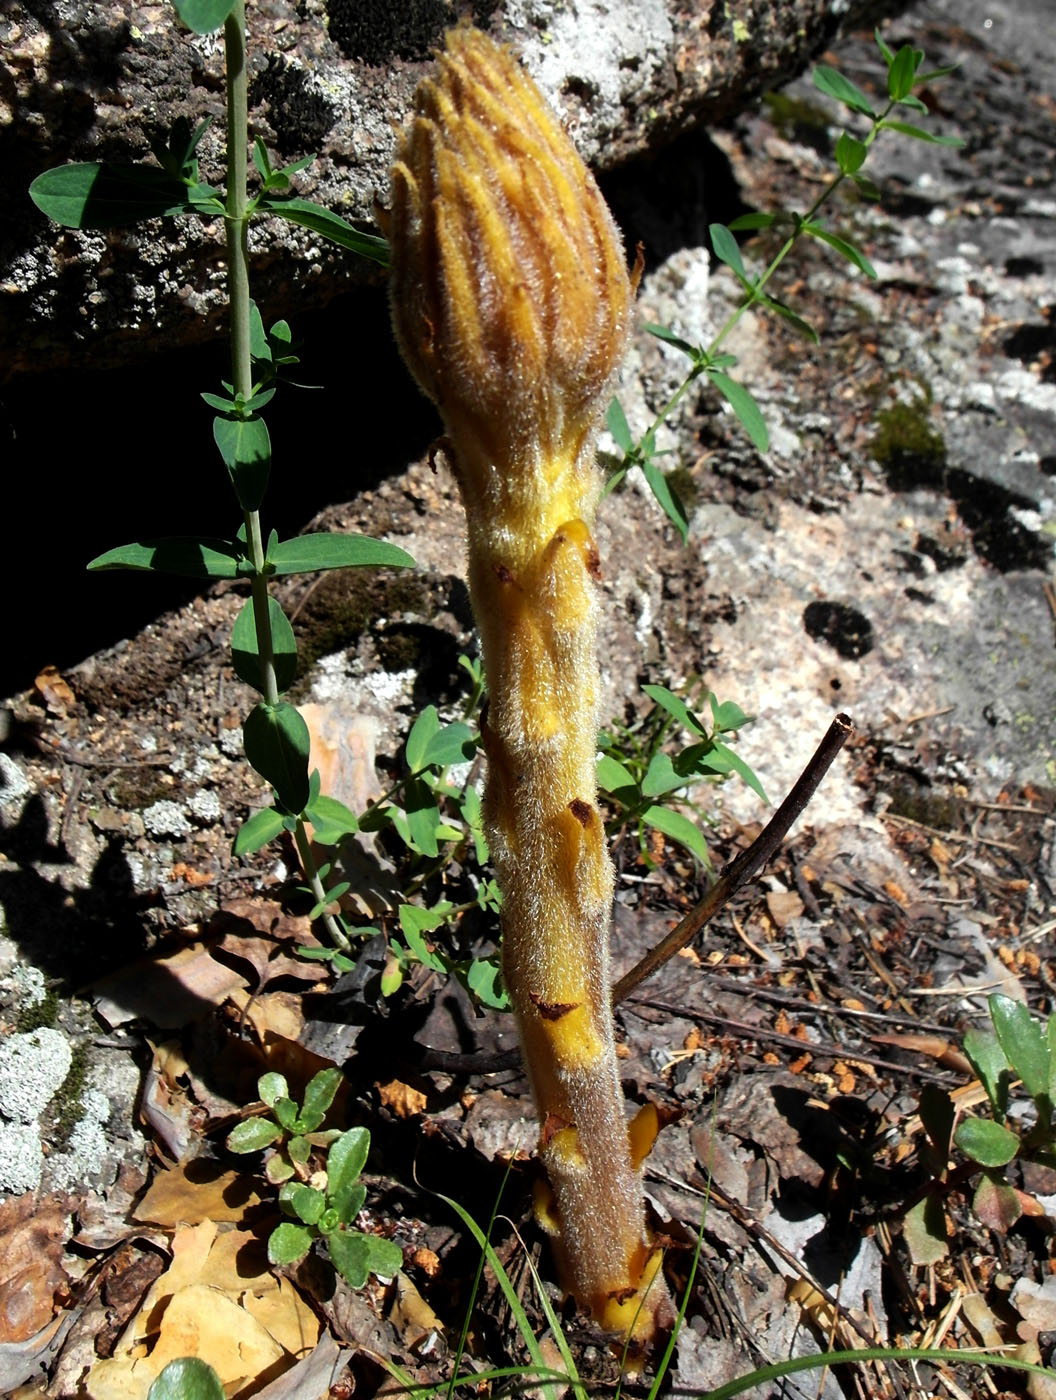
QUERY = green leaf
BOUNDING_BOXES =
[727,212,778,231]
[641,459,689,544]
[707,370,770,453]
[266,1154,295,1185]
[173,0,236,32]
[300,1066,342,1132]
[213,414,272,512]
[280,1181,326,1225]
[304,794,359,845]
[327,1126,371,1218]
[888,45,923,101]
[258,1072,289,1107]
[851,172,883,201]
[267,1221,314,1267]
[801,223,877,279]
[878,119,963,147]
[644,322,699,360]
[267,533,414,574]
[403,707,437,773]
[596,753,637,795]
[899,94,929,115]
[29,163,217,229]
[963,1028,1010,1116]
[273,1096,299,1132]
[642,804,708,863]
[148,1358,226,1400]
[903,1190,948,1265]
[252,139,272,183]
[465,957,509,1010]
[874,28,895,67]
[835,131,868,175]
[709,223,745,277]
[694,738,769,803]
[331,1182,366,1226]
[86,537,246,578]
[232,805,285,856]
[405,705,473,771]
[226,1117,282,1153]
[287,1134,311,1165]
[642,683,709,737]
[402,777,444,859]
[361,1233,403,1279]
[953,1116,1020,1168]
[641,752,691,798]
[989,995,1050,1104]
[710,697,753,732]
[758,293,819,344]
[242,702,311,814]
[380,958,403,997]
[260,196,390,264]
[606,397,634,453]
[399,903,449,972]
[813,64,876,117]
[231,596,298,696]
[326,1229,370,1288]
[913,64,960,86]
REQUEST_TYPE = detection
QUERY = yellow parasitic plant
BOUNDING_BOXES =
[386,27,671,1345]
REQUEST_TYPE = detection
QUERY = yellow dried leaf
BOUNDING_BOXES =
[134,1163,264,1228]
[377,1078,428,1118]
[149,1282,284,1387]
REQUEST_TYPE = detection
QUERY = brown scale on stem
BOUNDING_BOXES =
[388,25,672,1346]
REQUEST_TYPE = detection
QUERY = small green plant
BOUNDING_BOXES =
[226,1068,402,1287]
[909,993,1056,1262]
[598,682,768,866]
[606,30,963,538]
[29,0,408,965]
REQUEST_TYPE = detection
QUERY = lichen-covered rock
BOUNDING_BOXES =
[0,1028,72,1122]
[5,0,905,374]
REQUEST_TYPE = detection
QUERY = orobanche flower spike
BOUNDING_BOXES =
[387,26,670,1346]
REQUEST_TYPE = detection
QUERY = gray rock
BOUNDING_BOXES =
[6,0,905,374]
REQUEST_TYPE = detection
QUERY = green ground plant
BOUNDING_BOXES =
[226,1068,402,1285]
[908,993,1056,1263]
[604,31,963,540]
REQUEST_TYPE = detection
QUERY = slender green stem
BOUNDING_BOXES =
[294,823,352,952]
[224,0,251,403]
[705,95,897,358]
[618,95,899,481]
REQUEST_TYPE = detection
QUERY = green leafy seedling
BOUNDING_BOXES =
[598,680,767,865]
[605,31,962,535]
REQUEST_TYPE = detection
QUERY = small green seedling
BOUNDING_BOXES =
[598,681,768,866]
[606,30,963,538]
[908,994,1056,1262]
[226,1068,402,1287]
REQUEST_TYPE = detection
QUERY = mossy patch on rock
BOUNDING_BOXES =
[870,397,947,491]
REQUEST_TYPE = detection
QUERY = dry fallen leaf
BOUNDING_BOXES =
[389,1271,444,1353]
[0,1194,70,1344]
[86,1220,318,1400]
[765,890,804,928]
[91,942,248,1030]
[34,665,75,714]
[377,1078,428,1119]
[134,1162,264,1228]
